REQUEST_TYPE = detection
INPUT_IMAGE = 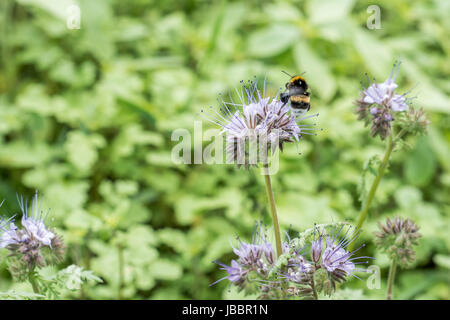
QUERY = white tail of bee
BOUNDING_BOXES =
[291,108,308,118]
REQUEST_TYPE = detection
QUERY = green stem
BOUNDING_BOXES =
[28,271,40,295]
[311,279,318,300]
[118,244,124,300]
[386,258,397,300]
[263,166,282,258]
[1,0,16,101]
[349,133,395,251]
[350,129,408,251]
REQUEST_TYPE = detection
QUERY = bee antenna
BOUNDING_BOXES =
[300,71,307,76]
[281,70,293,78]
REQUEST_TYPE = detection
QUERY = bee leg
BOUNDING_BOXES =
[280,92,290,105]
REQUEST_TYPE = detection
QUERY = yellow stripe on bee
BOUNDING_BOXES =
[290,95,310,103]
[290,76,306,83]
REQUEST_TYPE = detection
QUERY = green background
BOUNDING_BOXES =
[0,0,448,299]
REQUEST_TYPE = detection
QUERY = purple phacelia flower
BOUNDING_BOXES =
[321,243,356,275]
[319,225,372,281]
[0,192,64,271]
[262,242,275,265]
[210,260,248,287]
[360,61,408,112]
[311,231,323,264]
[232,242,263,267]
[0,222,23,248]
[200,77,319,168]
[211,224,279,287]
[211,223,373,299]
[290,225,373,298]
[285,254,313,283]
[355,61,412,140]
[15,192,55,247]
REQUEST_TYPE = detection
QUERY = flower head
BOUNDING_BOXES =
[0,221,22,248]
[319,226,369,279]
[321,237,356,276]
[307,224,373,294]
[211,260,248,287]
[0,192,64,272]
[232,241,264,267]
[284,253,313,285]
[356,61,412,139]
[374,216,421,268]
[200,77,319,168]
[17,192,55,247]
[210,223,280,289]
[211,223,373,299]
[360,62,408,111]
[280,236,313,286]
[311,230,323,264]
[276,224,372,298]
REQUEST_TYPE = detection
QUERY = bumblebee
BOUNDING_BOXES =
[280,71,311,117]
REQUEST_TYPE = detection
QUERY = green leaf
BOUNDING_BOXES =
[307,0,355,24]
[157,228,188,253]
[401,58,450,113]
[222,285,258,300]
[353,29,393,80]
[293,41,336,101]
[65,209,103,231]
[149,259,183,281]
[433,255,450,270]
[65,131,106,173]
[394,186,422,209]
[404,136,437,187]
[247,24,299,58]
[0,290,44,300]
[17,0,78,21]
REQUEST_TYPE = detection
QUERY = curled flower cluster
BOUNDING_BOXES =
[0,192,65,274]
[212,224,372,300]
[281,225,372,298]
[211,225,285,293]
[200,78,319,168]
[374,216,421,268]
[356,62,412,139]
[397,106,430,137]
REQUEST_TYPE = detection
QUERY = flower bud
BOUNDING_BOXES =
[397,107,430,136]
[311,237,323,264]
[374,216,421,268]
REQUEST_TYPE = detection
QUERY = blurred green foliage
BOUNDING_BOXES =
[0,0,448,299]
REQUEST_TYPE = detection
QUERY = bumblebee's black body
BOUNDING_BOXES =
[281,75,311,116]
